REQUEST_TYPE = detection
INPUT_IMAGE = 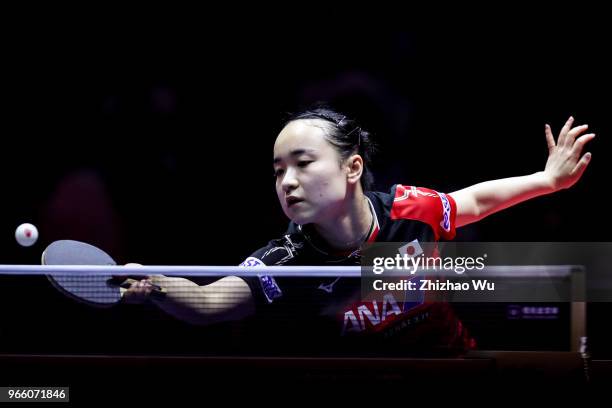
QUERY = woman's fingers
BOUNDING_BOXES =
[557,116,574,147]
[565,123,589,148]
[545,124,556,152]
[570,152,592,181]
[571,133,596,159]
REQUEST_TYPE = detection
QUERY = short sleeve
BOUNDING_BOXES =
[390,184,457,240]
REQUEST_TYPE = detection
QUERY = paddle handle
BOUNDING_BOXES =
[108,277,167,300]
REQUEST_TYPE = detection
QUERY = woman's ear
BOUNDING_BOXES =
[346,154,364,185]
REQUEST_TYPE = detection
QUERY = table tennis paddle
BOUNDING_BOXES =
[42,240,165,307]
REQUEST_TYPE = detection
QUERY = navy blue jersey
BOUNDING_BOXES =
[240,185,474,355]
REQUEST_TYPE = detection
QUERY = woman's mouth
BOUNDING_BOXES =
[286,196,305,207]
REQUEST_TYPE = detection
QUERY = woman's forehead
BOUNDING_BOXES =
[274,120,331,156]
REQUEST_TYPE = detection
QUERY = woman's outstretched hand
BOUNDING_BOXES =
[543,116,595,191]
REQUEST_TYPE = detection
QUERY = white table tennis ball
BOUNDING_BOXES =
[15,223,39,247]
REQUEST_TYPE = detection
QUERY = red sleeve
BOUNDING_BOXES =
[390,185,457,241]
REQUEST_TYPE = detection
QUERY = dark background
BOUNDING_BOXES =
[2,31,609,265]
[0,30,610,356]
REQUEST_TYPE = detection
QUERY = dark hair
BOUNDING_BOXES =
[285,106,377,191]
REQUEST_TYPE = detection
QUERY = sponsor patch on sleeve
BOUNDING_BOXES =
[438,192,452,233]
[239,257,265,268]
[257,274,283,303]
[239,257,283,303]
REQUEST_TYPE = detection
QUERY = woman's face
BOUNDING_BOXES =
[273,119,349,225]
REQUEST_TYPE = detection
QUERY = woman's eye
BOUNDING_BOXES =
[298,161,312,168]
[274,169,284,178]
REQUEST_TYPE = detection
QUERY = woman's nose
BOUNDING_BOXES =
[281,169,299,192]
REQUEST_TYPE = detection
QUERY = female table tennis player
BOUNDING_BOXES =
[122,107,594,354]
